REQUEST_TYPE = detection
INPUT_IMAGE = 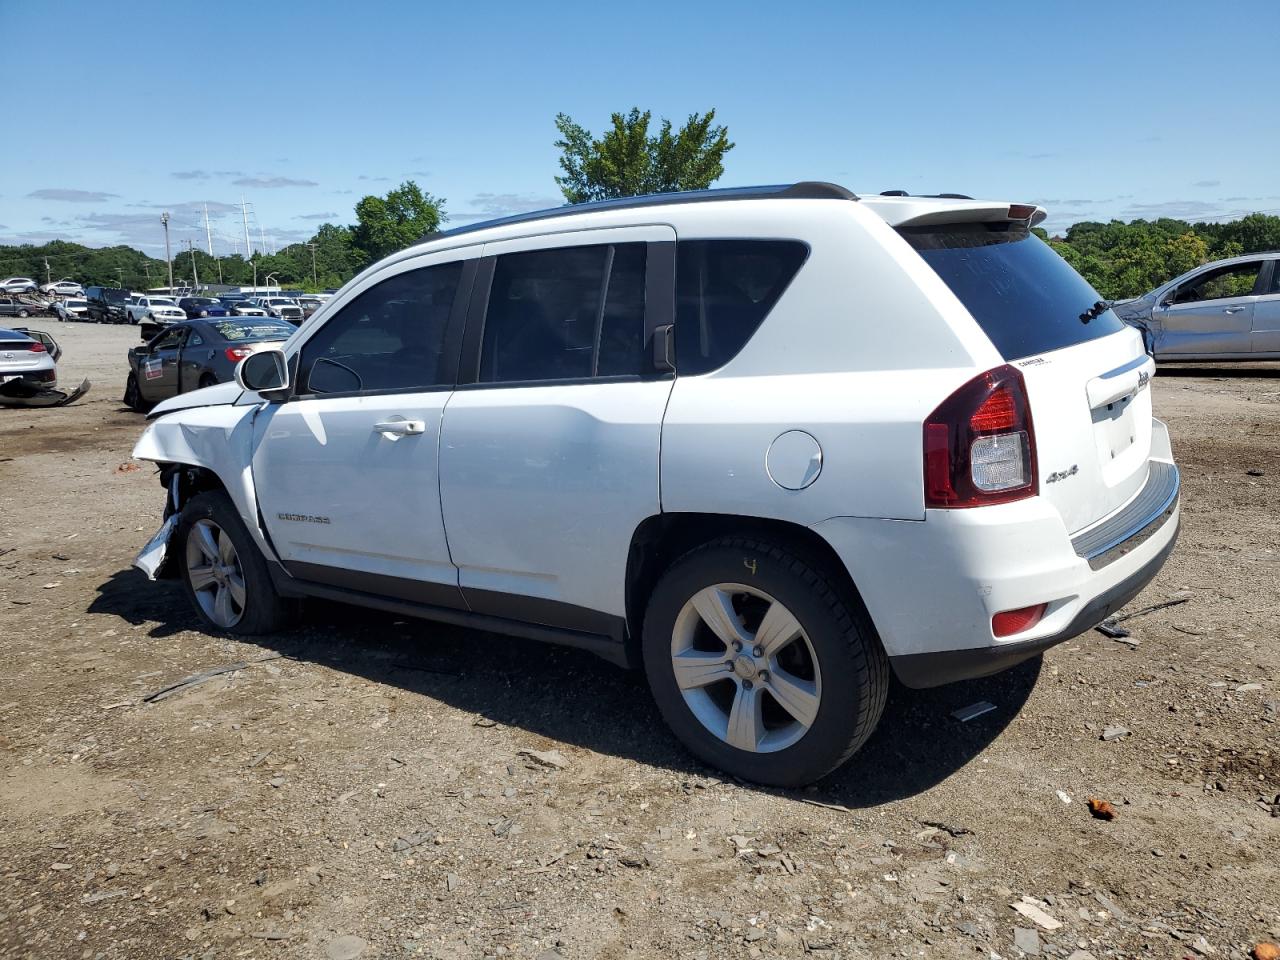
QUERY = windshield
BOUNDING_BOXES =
[899,222,1126,361]
[213,319,295,341]
[152,298,177,307]
[104,289,129,302]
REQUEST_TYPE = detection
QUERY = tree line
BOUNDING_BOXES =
[2,107,1275,301]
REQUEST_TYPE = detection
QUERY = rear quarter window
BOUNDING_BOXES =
[675,239,808,375]
[900,223,1125,361]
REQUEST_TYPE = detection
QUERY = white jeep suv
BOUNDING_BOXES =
[131,182,1179,786]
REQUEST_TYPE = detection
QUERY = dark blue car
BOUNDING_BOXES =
[178,296,230,319]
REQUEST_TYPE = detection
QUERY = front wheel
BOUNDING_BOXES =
[642,537,888,787]
[123,372,146,411]
[176,490,296,635]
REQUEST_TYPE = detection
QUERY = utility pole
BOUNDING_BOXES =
[203,203,214,255]
[143,262,152,285]
[186,239,200,289]
[306,243,318,287]
[161,211,174,293]
[240,196,252,258]
[44,257,51,285]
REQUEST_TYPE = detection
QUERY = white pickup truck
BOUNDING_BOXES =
[126,295,187,326]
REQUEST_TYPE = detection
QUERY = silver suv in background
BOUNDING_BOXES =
[1112,252,1280,360]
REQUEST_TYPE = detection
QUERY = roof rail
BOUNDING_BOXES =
[879,189,974,200]
[420,181,857,243]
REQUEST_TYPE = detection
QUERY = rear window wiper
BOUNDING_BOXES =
[1079,300,1108,324]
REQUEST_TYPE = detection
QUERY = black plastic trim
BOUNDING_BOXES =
[891,525,1178,689]
[266,561,631,668]
[460,585,626,641]
[417,182,857,244]
[283,560,466,610]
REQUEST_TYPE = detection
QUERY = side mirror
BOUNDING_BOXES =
[236,347,290,400]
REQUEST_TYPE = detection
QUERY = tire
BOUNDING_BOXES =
[17,309,28,318]
[123,373,147,411]
[175,490,296,635]
[642,537,888,787]
[198,373,217,389]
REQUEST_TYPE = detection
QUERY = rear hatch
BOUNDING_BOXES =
[0,332,45,373]
[900,217,1154,535]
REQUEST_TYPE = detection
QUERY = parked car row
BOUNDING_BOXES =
[2,277,85,296]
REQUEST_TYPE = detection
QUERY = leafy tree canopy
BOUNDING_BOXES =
[554,108,735,204]
[351,181,445,265]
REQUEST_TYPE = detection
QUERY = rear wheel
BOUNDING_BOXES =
[642,537,888,787]
[16,309,28,318]
[176,490,295,635]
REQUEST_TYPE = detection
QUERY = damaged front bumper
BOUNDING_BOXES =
[133,472,181,580]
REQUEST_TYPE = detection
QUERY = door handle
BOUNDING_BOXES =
[372,419,425,436]
[1223,306,1245,314]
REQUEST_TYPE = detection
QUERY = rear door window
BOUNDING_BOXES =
[675,240,808,375]
[901,223,1125,361]
[478,242,648,383]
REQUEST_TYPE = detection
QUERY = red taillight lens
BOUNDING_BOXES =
[992,603,1047,638]
[225,346,253,363]
[924,364,1037,508]
[27,341,46,353]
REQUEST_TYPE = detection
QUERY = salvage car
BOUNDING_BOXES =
[53,297,90,321]
[178,296,230,319]
[124,316,295,410]
[128,295,187,326]
[0,277,39,294]
[0,296,39,319]
[1111,252,1280,360]
[0,326,57,388]
[85,285,131,323]
[130,182,1180,786]
[40,279,84,297]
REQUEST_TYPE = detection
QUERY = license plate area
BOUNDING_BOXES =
[1092,392,1137,462]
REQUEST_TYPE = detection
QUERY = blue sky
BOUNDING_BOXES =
[2,0,1277,256]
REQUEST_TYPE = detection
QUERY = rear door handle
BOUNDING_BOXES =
[1223,306,1245,314]
[372,419,425,436]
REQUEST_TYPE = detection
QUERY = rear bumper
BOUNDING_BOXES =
[812,417,1180,689]
[889,525,1177,687]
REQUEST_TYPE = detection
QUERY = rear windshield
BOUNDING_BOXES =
[213,319,295,341]
[102,289,129,302]
[900,223,1125,361]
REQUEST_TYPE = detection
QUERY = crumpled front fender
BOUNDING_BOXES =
[132,402,277,567]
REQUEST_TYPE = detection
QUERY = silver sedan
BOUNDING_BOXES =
[1112,253,1280,360]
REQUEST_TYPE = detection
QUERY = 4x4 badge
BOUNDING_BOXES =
[1137,370,1150,390]
[1046,465,1079,484]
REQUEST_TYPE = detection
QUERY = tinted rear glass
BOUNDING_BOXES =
[900,223,1124,361]
[675,239,808,375]
[213,319,295,341]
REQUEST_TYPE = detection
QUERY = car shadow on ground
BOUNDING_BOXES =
[90,567,1039,808]
[1158,364,1280,378]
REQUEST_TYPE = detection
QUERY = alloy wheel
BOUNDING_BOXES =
[670,583,821,753]
[185,518,246,628]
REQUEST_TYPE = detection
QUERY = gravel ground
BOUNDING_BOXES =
[1,321,1277,960]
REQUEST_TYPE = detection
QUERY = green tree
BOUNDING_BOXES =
[350,181,445,266]
[553,108,734,204]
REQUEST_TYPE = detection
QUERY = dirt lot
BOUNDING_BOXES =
[1,321,1277,960]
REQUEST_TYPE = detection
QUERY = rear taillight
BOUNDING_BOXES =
[225,346,254,363]
[27,341,47,353]
[924,364,1037,508]
[992,603,1047,637]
